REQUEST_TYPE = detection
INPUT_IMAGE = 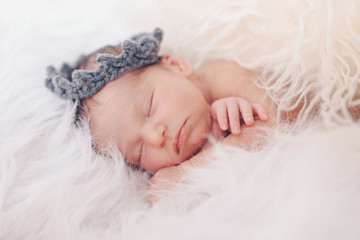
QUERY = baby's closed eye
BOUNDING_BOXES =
[144,91,154,117]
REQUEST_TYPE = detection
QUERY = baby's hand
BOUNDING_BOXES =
[210,97,267,135]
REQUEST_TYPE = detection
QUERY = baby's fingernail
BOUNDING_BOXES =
[263,114,268,120]
[234,127,240,134]
[247,117,254,123]
[221,124,227,130]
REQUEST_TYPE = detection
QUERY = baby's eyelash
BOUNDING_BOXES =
[138,142,144,165]
[147,92,154,116]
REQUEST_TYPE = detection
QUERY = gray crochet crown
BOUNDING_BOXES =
[45,28,163,101]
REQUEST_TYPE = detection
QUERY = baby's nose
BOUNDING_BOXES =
[144,122,167,148]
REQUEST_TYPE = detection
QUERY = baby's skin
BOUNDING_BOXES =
[81,54,278,201]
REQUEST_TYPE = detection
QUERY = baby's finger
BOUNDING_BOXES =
[227,99,241,135]
[212,102,228,131]
[251,103,268,121]
[237,99,254,125]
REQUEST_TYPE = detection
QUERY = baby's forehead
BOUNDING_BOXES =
[82,62,169,122]
[100,71,143,93]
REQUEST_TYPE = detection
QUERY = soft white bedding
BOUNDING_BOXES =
[1,0,360,239]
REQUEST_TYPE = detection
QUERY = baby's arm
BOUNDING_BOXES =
[210,97,268,135]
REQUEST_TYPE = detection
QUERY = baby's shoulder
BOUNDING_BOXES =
[202,59,240,71]
[197,59,255,102]
[200,60,254,89]
[201,60,253,79]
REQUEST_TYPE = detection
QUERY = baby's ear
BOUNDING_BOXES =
[161,55,193,77]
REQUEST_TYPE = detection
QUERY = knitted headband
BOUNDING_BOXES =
[45,28,163,102]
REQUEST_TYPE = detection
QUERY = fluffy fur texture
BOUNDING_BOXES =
[1,0,359,239]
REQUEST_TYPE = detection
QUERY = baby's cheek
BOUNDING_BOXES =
[189,119,210,149]
[142,150,173,173]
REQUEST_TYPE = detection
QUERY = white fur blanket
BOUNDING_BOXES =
[1,0,360,239]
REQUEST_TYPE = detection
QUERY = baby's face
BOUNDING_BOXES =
[85,60,211,172]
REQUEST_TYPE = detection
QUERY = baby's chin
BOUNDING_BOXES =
[179,135,208,164]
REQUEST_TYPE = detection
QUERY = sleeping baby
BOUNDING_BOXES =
[46,28,282,197]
